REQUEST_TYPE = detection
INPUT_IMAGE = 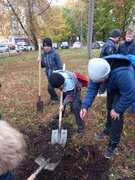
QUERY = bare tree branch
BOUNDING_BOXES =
[37,0,53,16]
[6,0,31,40]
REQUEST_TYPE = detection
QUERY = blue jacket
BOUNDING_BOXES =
[0,172,14,180]
[100,38,118,57]
[82,54,135,114]
[118,41,135,55]
[41,48,62,77]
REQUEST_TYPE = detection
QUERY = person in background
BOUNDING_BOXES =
[41,37,62,103]
[100,29,121,57]
[0,120,26,180]
[118,29,135,113]
[80,55,135,159]
[49,70,86,134]
[99,29,121,94]
[118,29,135,55]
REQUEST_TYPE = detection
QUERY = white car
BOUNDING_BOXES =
[72,42,81,48]
[0,43,9,53]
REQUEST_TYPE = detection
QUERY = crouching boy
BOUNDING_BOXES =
[49,70,88,134]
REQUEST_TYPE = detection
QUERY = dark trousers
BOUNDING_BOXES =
[48,80,58,100]
[105,91,124,150]
[64,89,84,130]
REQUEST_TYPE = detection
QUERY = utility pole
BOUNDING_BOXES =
[87,0,95,59]
[80,9,83,47]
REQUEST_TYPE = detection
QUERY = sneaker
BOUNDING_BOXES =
[104,147,114,159]
[77,128,84,137]
[95,130,109,141]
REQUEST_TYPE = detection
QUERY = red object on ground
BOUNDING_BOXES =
[74,72,88,87]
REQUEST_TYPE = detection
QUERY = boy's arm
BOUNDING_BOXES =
[55,53,62,69]
[82,81,100,110]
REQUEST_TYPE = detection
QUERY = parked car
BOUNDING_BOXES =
[61,41,69,49]
[53,42,59,49]
[16,42,35,52]
[72,41,81,48]
[92,41,104,49]
[0,43,9,53]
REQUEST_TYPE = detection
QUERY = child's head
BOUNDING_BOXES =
[43,37,52,53]
[125,29,135,42]
[49,73,65,88]
[0,121,26,175]
[110,29,121,43]
[88,58,111,83]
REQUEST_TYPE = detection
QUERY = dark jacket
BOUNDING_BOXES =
[41,48,62,77]
[118,40,135,55]
[0,172,14,180]
[100,38,118,57]
[82,54,135,114]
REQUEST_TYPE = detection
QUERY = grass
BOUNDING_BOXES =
[0,48,135,179]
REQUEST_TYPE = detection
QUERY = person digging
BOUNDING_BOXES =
[49,70,86,135]
[80,55,135,159]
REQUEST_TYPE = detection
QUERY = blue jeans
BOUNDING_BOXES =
[105,91,124,150]
[64,88,84,130]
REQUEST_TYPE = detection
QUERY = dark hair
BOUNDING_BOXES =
[43,37,52,47]
[49,73,65,88]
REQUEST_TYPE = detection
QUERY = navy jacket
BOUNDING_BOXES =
[82,54,135,114]
[100,38,118,57]
[0,172,14,180]
[118,41,135,55]
[41,48,62,77]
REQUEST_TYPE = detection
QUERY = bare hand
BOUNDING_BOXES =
[59,105,64,111]
[80,108,87,119]
[110,109,119,120]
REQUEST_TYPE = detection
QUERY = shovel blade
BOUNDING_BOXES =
[35,156,58,171]
[37,100,44,113]
[51,129,67,146]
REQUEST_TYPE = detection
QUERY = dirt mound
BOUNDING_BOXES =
[15,119,111,180]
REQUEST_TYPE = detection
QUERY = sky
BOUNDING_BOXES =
[50,0,67,6]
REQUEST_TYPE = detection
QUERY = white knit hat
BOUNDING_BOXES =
[88,58,111,82]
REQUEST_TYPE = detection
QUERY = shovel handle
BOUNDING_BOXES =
[58,64,65,131]
[27,166,43,180]
[38,39,42,97]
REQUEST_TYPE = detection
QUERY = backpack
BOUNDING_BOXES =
[74,72,88,87]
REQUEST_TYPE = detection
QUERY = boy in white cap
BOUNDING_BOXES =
[80,54,135,158]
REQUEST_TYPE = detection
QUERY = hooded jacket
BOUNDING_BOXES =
[41,48,62,77]
[82,54,135,114]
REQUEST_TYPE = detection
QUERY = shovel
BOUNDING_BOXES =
[51,64,67,147]
[27,156,60,180]
[36,39,44,113]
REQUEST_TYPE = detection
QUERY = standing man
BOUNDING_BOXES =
[118,29,135,113]
[80,54,135,158]
[118,29,135,55]
[99,29,121,94]
[100,29,121,57]
[41,37,62,103]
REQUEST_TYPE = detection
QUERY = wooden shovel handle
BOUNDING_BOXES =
[58,64,65,130]
[38,39,42,97]
[27,166,43,180]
